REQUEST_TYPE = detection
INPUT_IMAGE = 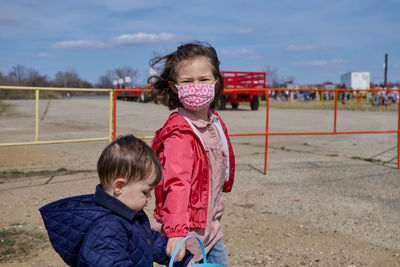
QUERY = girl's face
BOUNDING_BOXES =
[175,56,215,86]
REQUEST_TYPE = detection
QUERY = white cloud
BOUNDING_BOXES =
[292,61,327,66]
[52,40,109,49]
[52,32,177,49]
[236,28,254,34]
[286,45,319,52]
[86,0,166,12]
[221,49,261,60]
[291,59,346,67]
[110,32,177,45]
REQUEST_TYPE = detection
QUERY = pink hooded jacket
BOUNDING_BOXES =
[151,108,235,237]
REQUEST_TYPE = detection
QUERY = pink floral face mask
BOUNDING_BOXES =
[176,83,215,111]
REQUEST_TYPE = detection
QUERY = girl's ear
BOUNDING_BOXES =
[112,178,127,196]
[168,81,178,94]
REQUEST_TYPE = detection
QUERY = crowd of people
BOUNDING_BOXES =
[268,85,399,106]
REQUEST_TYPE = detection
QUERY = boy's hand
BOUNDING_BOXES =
[187,258,195,267]
[166,236,185,262]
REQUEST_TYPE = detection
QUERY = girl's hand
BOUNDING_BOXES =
[166,236,186,262]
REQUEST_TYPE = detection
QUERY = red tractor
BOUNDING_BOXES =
[217,71,266,110]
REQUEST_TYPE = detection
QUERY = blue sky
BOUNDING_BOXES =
[1,0,399,86]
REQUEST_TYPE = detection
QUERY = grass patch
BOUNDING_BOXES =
[351,156,382,163]
[10,170,24,176]
[0,168,68,179]
[0,229,47,263]
[0,239,15,248]
[0,168,94,183]
[0,101,11,114]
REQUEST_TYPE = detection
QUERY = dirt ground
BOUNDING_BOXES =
[0,97,400,266]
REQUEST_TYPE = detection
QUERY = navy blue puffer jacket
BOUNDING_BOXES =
[39,185,193,266]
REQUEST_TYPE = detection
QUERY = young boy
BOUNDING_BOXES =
[40,135,193,266]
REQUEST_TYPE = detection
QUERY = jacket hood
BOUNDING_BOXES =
[39,194,109,267]
[152,112,194,152]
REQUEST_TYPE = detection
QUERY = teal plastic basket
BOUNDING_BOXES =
[169,236,222,267]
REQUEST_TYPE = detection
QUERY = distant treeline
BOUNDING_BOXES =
[0,65,140,99]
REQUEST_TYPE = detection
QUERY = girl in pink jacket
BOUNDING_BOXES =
[149,41,235,266]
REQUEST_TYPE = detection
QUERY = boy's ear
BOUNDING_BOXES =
[168,81,178,94]
[112,178,127,196]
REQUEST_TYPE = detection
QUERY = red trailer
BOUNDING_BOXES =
[217,71,266,110]
[116,88,151,102]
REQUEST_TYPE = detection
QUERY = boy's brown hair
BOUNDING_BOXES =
[148,41,224,110]
[97,135,162,189]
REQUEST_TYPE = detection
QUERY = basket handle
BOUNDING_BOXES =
[168,235,207,267]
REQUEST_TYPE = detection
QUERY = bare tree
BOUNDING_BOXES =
[96,75,113,88]
[265,65,280,88]
[6,65,49,86]
[284,75,296,84]
[24,69,49,87]
[105,66,139,87]
[79,80,93,88]
[0,71,14,86]
[53,70,82,88]
[2,65,98,92]
[11,65,26,85]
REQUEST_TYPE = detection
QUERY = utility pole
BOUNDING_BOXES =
[384,53,388,87]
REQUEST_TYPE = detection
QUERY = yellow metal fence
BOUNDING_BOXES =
[0,86,114,147]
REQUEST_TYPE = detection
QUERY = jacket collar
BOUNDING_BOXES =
[152,108,221,153]
[94,184,137,221]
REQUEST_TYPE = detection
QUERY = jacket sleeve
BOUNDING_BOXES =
[158,132,194,237]
[80,219,134,266]
[151,229,193,266]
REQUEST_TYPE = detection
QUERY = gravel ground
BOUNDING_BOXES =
[0,97,399,266]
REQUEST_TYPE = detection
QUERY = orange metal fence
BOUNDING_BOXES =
[112,88,400,174]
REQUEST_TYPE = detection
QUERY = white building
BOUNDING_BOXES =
[340,72,370,90]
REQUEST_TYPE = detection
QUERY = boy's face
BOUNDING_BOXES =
[115,170,157,212]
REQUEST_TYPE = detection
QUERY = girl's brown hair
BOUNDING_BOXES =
[97,135,162,189]
[148,41,224,110]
